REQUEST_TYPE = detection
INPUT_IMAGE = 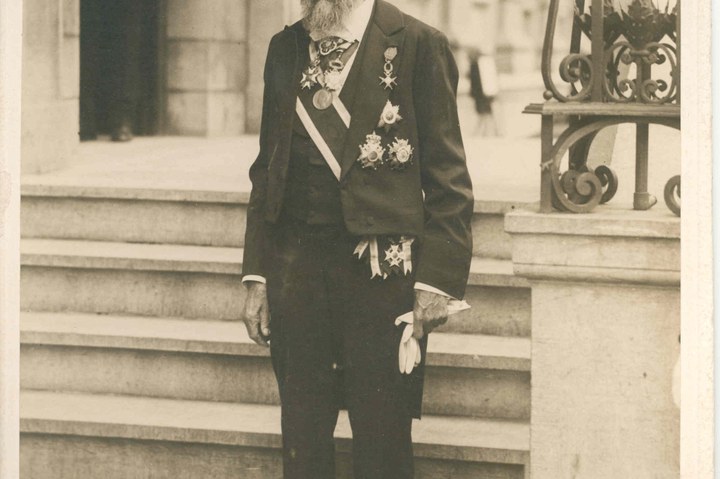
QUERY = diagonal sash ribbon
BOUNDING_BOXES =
[295,95,352,181]
[295,99,343,179]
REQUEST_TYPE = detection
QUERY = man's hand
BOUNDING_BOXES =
[243,281,271,347]
[413,290,450,339]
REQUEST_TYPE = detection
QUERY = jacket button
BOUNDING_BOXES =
[366,216,374,226]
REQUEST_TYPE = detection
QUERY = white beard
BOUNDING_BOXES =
[301,0,357,37]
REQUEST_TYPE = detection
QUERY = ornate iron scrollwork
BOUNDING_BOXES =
[595,165,619,203]
[537,117,678,214]
[550,169,603,213]
[547,165,618,214]
[542,119,622,213]
[545,0,679,105]
[529,0,680,214]
[664,175,681,216]
[603,41,678,104]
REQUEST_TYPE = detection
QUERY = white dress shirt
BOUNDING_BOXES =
[244,0,452,299]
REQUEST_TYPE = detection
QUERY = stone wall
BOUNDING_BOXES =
[164,0,248,136]
[22,0,80,174]
[20,0,290,153]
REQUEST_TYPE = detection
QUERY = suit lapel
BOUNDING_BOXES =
[339,1,406,181]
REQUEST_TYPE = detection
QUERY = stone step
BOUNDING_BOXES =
[21,312,531,420]
[447,257,530,337]
[21,185,250,249]
[20,239,530,336]
[21,183,535,260]
[21,390,529,479]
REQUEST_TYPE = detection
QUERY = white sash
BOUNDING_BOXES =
[295,98,343,181]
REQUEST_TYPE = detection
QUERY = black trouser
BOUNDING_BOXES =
[265,218,423,479]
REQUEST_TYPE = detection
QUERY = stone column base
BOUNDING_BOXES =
[506,209,680,479]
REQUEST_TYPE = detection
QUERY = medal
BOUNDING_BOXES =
[357,132,385,169]
[301,66,320,90]
[380,47,398,90]
[387,138,414,170]
[354,235,416,280]
[313,88,334,110]
[300,38,359,94]
[378,100,402,131]
[323,70,343,91]
[380,62,397,90]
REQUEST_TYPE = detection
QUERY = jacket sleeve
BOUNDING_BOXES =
[412,30,474,299]
[242,37,278,279]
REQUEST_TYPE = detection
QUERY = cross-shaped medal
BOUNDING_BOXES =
[379,73,397,90]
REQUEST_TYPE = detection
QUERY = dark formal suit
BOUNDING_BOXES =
[242,1,474,477]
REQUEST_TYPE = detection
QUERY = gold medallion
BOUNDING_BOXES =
[313,88,334,110]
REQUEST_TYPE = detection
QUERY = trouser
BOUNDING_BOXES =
[265,218,426,479]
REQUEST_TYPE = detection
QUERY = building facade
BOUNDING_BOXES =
[21,0,552,174]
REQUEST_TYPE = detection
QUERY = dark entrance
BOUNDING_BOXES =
[79,0,161,141]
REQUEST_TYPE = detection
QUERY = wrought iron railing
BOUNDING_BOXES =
[525,0,680,215]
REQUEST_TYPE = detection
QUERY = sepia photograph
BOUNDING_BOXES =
[0,0,713,477]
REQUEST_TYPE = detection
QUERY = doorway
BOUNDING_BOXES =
[79,0,161,141]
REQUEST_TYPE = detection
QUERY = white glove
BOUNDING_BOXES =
[395,300,471,374]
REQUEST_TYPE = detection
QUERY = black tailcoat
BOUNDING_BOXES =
[243,0,474,299]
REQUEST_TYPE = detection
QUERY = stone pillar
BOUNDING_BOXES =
[505,210,680,479]
[21,0,80,173]
[164,0,248,136]
[0,1,22,477]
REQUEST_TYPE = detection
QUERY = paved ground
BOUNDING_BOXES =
[23,100,679,211]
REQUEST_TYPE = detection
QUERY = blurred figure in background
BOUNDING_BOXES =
[467,47,500,136]
[80,0,159,142]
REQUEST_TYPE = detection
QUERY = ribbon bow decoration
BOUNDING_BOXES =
[394,300,471,374]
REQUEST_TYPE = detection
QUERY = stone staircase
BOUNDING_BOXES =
[19,180,533,478]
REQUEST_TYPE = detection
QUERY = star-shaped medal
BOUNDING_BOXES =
[384,244,403,267]
[301,67,320,90]
[379,73,397,90]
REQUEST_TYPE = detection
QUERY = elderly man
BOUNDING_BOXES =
[241,0,474,477]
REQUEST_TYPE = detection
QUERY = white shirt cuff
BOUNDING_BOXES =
[242,275,267,284]
[414,282,455,299]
